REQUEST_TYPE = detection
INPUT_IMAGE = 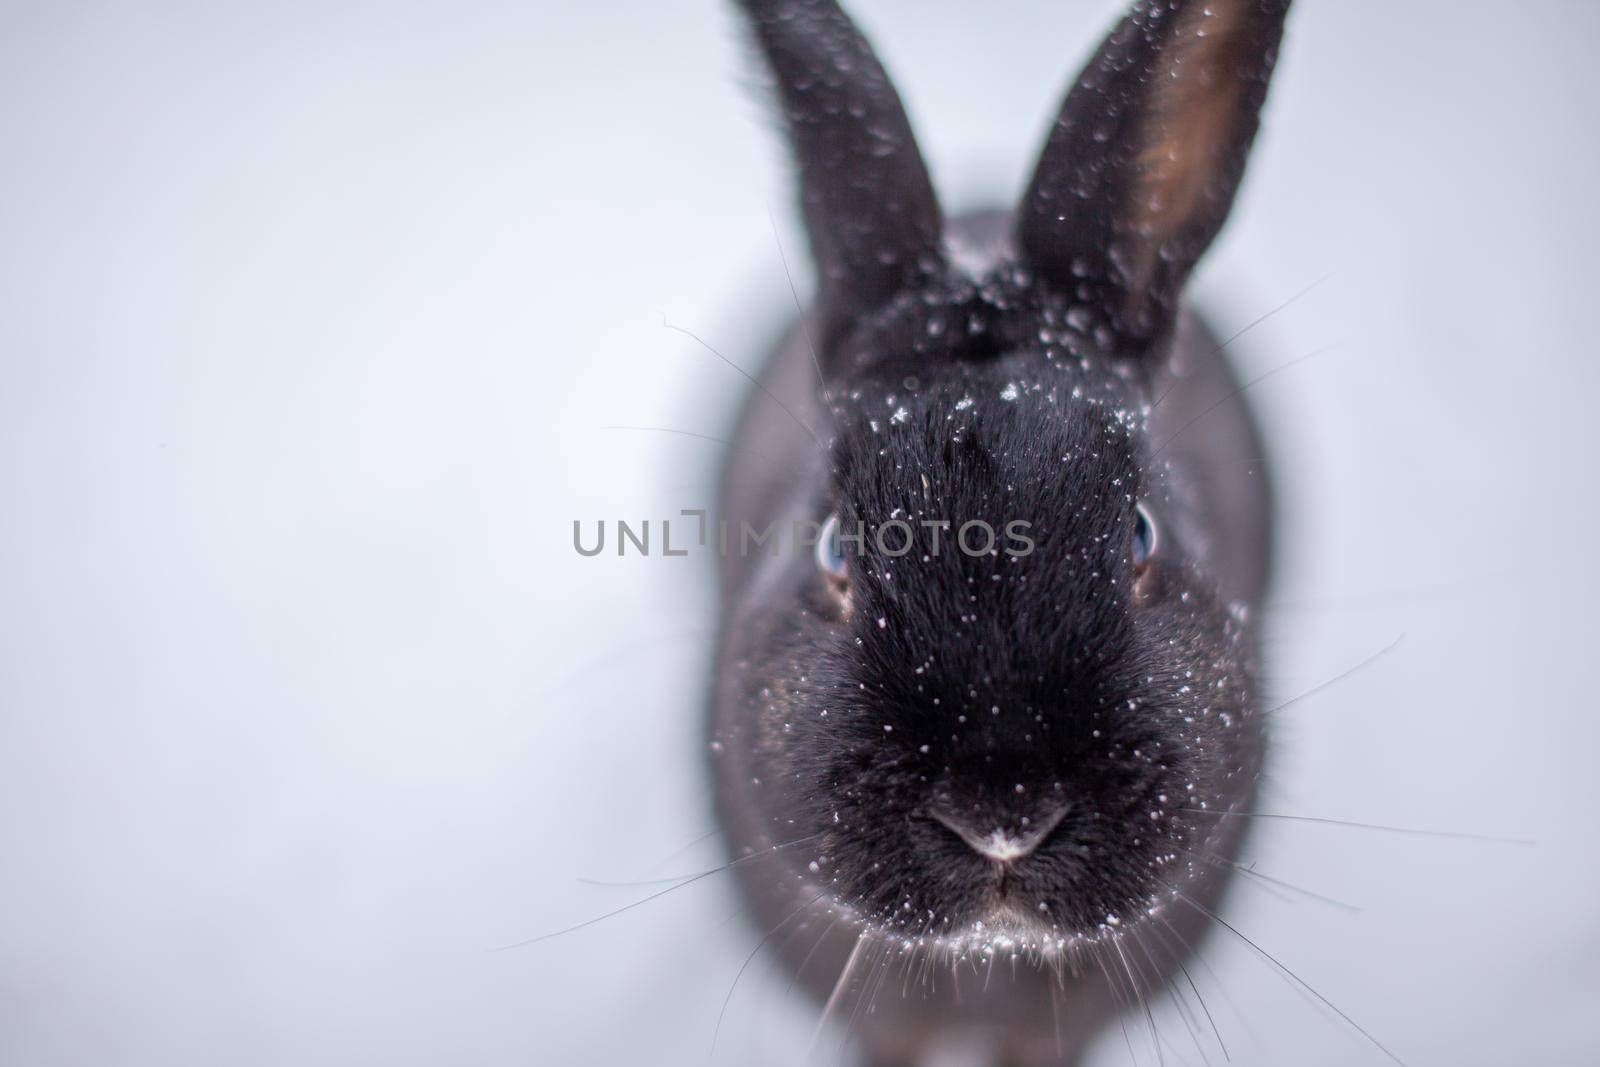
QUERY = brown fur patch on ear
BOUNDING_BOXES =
[1123,3,1260,300]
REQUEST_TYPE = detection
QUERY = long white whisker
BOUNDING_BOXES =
[808,930,870,1061]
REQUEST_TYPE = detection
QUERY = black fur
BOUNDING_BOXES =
[766,363,1260,935]
[711,2,1289,1063]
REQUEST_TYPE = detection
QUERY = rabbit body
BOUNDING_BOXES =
[709,3,1290,1063]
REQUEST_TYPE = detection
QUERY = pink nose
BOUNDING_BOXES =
[931,805,1067,863]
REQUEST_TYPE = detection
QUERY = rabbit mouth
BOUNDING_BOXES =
[830,895,1163,964]
[795,829,1189,960]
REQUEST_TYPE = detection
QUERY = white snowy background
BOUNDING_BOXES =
[2,1,1595,1064]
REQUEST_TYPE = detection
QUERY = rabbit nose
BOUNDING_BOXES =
[931,801,1068,864]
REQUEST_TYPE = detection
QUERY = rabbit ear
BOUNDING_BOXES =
[738,0,944,351]
[1016,0,1290,351]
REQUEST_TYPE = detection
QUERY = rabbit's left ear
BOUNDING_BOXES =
[1016,0,1291,351]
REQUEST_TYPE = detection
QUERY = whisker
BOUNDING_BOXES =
[899,925,933,999]
[576,830,737,888]
[598,424,803,477]
[637,826,723,878]
[1234,867,1359,914]
[1091,941,1140,1066]
[1264,634,1405,716]
[1156,917,1246,1055]
[1153,344,1340,461]
[1175,893,1407,1066]
[767,202,830,406]
[787,917,840,997]
[659,315,824,451]
[1208,272,1337,359]
[1051,972,1065,1061]
[1113,933,1164,1066]
[493,833,819,950]
[712,889,827,1060]
[1180,808,1534,845]
[577,872,710,889]
[1150,273,1334,420]
[1147,920,1229,1062]
[848,943,894,1058]
[754,910,830,1039]
[1131,926,1200,1065]
[810,931,871,1062]
[1173,843,1361,913]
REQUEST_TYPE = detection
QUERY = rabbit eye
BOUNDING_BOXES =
[1131,502,1158,570]
[816,513,848,582]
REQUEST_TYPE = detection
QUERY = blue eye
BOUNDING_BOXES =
[816,513,848,581]
[1131,502,1157,570]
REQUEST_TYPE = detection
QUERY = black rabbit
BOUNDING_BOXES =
[710,1,1288,1063]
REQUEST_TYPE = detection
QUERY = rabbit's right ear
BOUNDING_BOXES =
[736,0,945,355]
[1017,0,1291,353]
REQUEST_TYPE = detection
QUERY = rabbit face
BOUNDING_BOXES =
[723,350,1261,949]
